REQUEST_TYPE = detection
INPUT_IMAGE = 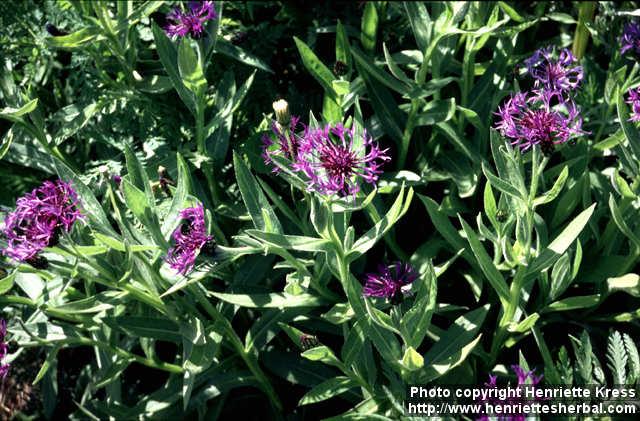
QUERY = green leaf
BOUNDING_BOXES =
[414,99,456,126]
[161,153,190,238]
[45,27,100,49]
[351,46,409,96]
[298,377,357,406]
[481,161,523,201]
[0,272,15,295]
[402,260,437,348]
[53,102,102,145]
[360,2,378,53]
[293,37,336,100]
[233,152,282,233]
[525,204,596,282]
[104,316,182,343]
[609,194,640,250]
[0,99,38,124]
[178,40,207,97]
[0,126,14,160]
[348,186,413,259]
[322,303,354,325]
[404,2,431,52]
[246,230,334,253]
[420,305,489,382]
[301,346,343,369]
[122,179,167,248]
[215,39,272,73]
[508,312,539,333]
[335,20,351,68]
[607,331,628,385]
[124,143,155,205]
[534,166,568,207]
[211,292,325,308]
[152,24,196,114]
[459,216,510,304]
[544,295,601,312]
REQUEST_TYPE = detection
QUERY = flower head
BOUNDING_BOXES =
[362,262,418,301]
[0,319,9,379]
[477,365,543,421]
[165,1,217,39]
[294,123,390,197]
[166,205,213,274]
[523,47,583,98]
[495,91,585,153]
[511,364,543,386]
[2,180,82,262]
[627,87,640,122]
[621,21,640,56]
[261,115,301,172]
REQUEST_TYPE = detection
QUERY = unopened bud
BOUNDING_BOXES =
[272,99,290,127]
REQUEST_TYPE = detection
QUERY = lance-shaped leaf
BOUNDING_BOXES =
[210,292,325,309]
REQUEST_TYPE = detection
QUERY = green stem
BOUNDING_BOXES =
[398,100,419,170]
[572,2,596,60]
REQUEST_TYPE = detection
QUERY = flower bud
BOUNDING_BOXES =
[272,99,290,127]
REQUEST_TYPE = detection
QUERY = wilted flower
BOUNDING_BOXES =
[495,91,586,153]
[627,87,640,122]
[523,47,583,98]
[294,123,390,197]
[621,21,640,56]
[165,1,217,39]
[362,262,418,303]
[0,319,9,379]
[166,205,213,274]
[1,180,82,263]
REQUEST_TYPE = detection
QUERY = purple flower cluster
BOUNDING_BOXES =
[495,91,585,151]
[362,262,418,302]
[2,180,82,263]
[166,205,213,275]
[0,320,9,379]
[294,123,390,196]
[261,115,301,172]
[627,87,640,122]
[477,365,543,421]
[621,21,640,56]
[496,46,586,153]
[523,47,583,99]
[165,1,217,39]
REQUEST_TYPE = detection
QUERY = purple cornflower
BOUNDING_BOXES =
[261,115,301,172]
[523,47,583,98]
[621,21,640,56]
[1,180,82,263]
[362,262,418,302]
[627,87,640,122]
[166,205,213,275]
[495,91,585,153]
[293,123,390,197]
[0,320,9,379]
[477,365,543,421]
[164,1,217,39]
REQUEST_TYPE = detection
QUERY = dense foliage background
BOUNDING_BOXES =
[1,1,640,419]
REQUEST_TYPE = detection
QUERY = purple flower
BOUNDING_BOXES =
[477,365,543,421]
[165,1,217,39]
[0,319,9,379]
[511,364,543,386]
[166,205,213,274]
[627,87,640,122]
[495,91,586,152]
[1,180,82,262]
[293,123,390,197]
[362,262,418,301]
[523,47,583,98]
[261,115,301,172]
[112,175,122,185]
[621,21,640,56]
